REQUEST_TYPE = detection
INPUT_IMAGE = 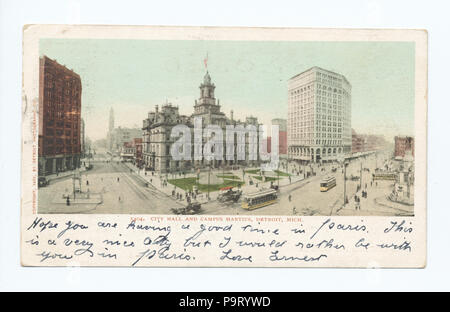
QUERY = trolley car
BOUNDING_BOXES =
[241,189,278,210]
[320,176,336,192]
[372,172,397,181]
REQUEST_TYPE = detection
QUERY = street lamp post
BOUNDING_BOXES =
[344,161,349,205]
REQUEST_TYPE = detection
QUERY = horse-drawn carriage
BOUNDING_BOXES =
[171,201,202,215]
[217,186,242,203]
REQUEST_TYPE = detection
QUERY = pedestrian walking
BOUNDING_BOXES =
[293,206,297,215]
[86,180,89,186]
[288,194,292,202]
[66,196,70,206]
[117,177,120,182]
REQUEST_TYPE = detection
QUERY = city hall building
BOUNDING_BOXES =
[287,67,352,163]
[38,56,82,175]
[142,71,261,173]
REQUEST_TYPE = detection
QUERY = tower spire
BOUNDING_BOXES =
[109,107,114,133]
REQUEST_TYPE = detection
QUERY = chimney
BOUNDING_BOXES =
[230,110,234,122]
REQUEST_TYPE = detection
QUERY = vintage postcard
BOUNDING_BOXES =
[21,25,427,267]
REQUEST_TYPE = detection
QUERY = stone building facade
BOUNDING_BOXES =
[142,72,261,173]
[287,67,352,163]
[38,56,82,175]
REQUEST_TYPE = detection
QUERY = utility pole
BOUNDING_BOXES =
[72,172,76,200]
[360,161,363,190]
[406,169,411,199]
[277,163,280,188]
[207,165,211,200]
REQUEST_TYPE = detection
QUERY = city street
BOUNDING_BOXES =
[38,155,183,214]
[38,150,414,216]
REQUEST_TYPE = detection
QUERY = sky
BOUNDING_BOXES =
[39,39,415,142]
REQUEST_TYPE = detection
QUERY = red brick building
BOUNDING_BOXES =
[352,129,388,154]
[351,129,364,153]
[395,136,414,159]
[132,138,143,167]
[38,56,82,175]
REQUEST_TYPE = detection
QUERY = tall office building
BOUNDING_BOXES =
[38,55,82,175]
[287,67,351,163]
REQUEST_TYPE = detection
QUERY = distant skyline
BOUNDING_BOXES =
[39,39,415,142]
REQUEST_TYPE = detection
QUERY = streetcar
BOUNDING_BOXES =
[241,189,278,210]
[372,172,397,181]
[320,176,336,192]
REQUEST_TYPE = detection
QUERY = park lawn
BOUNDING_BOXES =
[252,175,279,182]
[216,174,241,180]
[168,177,244,193]
[245,169,260,174]
[274,170,290,177]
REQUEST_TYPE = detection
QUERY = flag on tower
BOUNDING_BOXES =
[204,53,208,69]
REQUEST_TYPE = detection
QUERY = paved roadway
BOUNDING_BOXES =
[38,159,182,214]
[39,151,413,216]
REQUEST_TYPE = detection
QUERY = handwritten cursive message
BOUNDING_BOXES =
[21,215,419,267]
